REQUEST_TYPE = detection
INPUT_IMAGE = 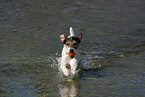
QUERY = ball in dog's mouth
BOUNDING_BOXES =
[68,52,75,57]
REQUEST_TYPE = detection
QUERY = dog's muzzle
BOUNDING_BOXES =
[70,49,75,53]
[68,48,75,57]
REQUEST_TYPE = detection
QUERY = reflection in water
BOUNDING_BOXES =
[57,68,104,97]
[58,80,78,97]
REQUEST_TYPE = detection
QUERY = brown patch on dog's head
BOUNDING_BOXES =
[65,40,79,49]
[60,33,82,49]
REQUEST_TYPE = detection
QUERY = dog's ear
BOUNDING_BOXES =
[60,34,65,43]
[79,33,82,42]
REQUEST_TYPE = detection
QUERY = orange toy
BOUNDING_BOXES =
[68,52,75,57]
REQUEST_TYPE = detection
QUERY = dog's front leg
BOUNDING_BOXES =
[70,58,78,75]
[61,61,69,76]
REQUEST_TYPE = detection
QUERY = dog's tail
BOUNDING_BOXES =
[69,27,75,37]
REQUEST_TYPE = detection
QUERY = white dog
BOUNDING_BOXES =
[60,27,82,77]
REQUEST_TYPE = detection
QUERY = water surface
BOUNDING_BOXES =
[0,0,145,97]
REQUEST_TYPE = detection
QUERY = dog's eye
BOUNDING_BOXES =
[66,43,69,46]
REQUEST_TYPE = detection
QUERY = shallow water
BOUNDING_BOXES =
[0,0,145,97]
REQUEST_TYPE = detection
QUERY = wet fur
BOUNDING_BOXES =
[60,27,82,77]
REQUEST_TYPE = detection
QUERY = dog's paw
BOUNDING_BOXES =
[63,71,69,76]
[71,69,80,75]
[76,69,80,73]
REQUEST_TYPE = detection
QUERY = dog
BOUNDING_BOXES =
[60,27,82,77]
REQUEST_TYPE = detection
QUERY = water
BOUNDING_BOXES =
[0,0,145,96]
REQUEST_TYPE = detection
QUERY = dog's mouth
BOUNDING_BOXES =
[68,52,75,57]
[68,48,75,57]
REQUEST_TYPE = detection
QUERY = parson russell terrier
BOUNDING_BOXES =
[60,27,83,77]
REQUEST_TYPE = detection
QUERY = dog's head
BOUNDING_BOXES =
[60,27,82,57]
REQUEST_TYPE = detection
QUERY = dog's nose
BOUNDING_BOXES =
[70,49,74,53]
